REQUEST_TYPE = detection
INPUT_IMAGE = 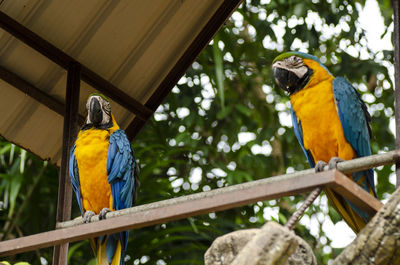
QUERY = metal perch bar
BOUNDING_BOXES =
[58,150,397,227]
[55,169,382,230]
[0,146,391,257]
[330,150,399,173]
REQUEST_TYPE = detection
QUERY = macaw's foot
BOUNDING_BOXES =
[315,157,345,173]
[83,211,95,223]
[99,208,111,220]
[315,161,327,173]
[328,157,345,170]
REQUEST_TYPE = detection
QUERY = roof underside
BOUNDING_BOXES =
[0,0,240,165]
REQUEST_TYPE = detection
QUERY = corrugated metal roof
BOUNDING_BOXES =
[0,0,240,165]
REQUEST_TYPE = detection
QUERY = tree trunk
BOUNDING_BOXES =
[331,187,400,265]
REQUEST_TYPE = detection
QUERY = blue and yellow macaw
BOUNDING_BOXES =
[272,51,377,233]
[69,93,139,265]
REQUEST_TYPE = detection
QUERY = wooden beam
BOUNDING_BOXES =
[329,171,382,214]
[125,0,243,140]
[80,65,152,121]
[0,65,85,124]
[392,0,400,188]
[0,11,152,122]
[0,11,72,68]
[0,65,64,115]
[0,170,382,257]
[52,63,81,265]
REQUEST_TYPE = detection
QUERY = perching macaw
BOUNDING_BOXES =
[272,51,377,233]
[69,93,139,265]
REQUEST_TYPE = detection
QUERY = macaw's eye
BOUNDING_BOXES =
[287,56,302,67]
[103,102,111,116]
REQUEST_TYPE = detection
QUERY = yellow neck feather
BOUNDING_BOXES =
[302,59,333,89]
[109,114,120,134]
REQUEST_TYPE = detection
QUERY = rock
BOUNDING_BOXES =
[204,229,258,265]
[205,222,316,265]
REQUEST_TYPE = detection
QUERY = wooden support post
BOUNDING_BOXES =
[393,0,400,188]
[52,63,81,265]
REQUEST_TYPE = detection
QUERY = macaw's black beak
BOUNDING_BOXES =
[273,67,312,95]
[89,97,103,125]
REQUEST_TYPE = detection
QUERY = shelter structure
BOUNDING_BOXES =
[0,0,399,264]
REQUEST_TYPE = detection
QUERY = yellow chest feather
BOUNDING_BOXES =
[74,129,113,213]
[290,76,355,162]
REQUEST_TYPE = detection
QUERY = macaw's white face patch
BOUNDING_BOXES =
[272,56,308,79]
[86,95,112,125]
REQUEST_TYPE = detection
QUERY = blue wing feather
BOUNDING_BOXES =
[106,129,137,264]
[69,144,83,215]
[291,108,315,167]
[107,129,136,210]
[332,77,377,197]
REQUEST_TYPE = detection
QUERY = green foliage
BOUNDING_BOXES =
[0,0,395,264]
[0,140,58,264]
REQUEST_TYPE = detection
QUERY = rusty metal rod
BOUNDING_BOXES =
[285,187,322,230]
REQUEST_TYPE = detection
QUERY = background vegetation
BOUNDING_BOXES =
[0,0,396,264]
